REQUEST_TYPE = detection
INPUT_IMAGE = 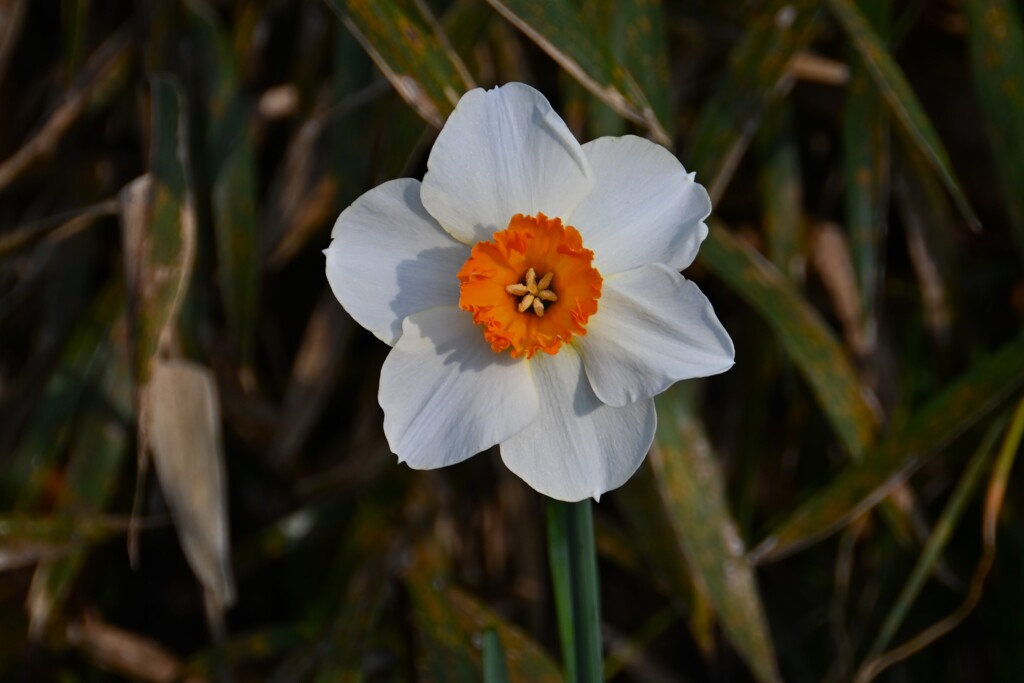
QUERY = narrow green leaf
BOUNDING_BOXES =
[547,499,602,683]
[483,629,510,683]
[756,101,805,280]
[843,0,890,339]
[684,0,877,464]
[753,335,1024,563]
[3,282,121,510]
[313,557,390,683]
[651,389,782,683]
[893,137,955,341]
[963,0,1024,254]
[614,463,716,656]
[441,0,497,61]
[26,316,133,637]
[186,0,260,364]
[211,142,259,364]
[186,625,312,678]
[60,0,88,82]
[614,464,699,604]
[701,222,879,460]
[484,0,669,144]
[0,515,125,547]
[445,586,562,682]
[686,0,822,201]
[265,26,375,269]
[121,75,196,383]
[826,0,980,229]
[615,0,671,139]
[854,394,1024,683]
[580,0,672,140]
[405,559,477,683]
[326,0,474,129]
[865,416,1005,662]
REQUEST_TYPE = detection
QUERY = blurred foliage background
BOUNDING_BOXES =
[1,0,1024,681]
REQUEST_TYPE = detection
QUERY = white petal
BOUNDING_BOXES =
[380,307,539,469]
[576,263,734,407]
[569,135,711,275]
[500,346,656,502]
[420,83,594,245]
[325,179,469,345]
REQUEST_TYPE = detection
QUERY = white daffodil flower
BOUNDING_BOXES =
[325,82,734,502]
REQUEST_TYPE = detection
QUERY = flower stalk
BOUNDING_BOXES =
[547,498,603,683]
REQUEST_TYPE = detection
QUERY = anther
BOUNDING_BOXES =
[525,268,538,293]
[505,283,530,296]
[508,268,556,316]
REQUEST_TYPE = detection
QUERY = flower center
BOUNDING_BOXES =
[457,213,602,359]
[505,267,557,316]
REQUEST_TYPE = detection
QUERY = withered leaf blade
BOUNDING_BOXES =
[651,389,782,683]
[120,75,197,384]
[146,358,235,612]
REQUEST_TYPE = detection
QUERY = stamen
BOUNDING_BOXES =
[507,267,557,316]
[456,212,602,358]
[505,283,530,296]
[525,268,538,293]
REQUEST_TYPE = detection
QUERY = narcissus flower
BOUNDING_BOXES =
[325,83,733,501]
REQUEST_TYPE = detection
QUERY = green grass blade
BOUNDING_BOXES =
[864,415,1006,662]
[686,0,821,201]
[404,543,561,682]
[483,0,669,144]
[445,586,562,682]
[701,222,879,460]
[963,0,1024,254]
[122,75,196,384]
[312,558,390,682]
[547,499,602,683]
[186,0,260,365]
[753,335,1024,563]
[651,388,782,683]
[4,282,121,510]
[756,101,805,280]
[26,318,133,637]
[855,394,1024,682]
[326,0,474,129]
[843,0,890,342]
[404,557,479,683]
[614,464,716,656]
[482,629,510,683]
[826,0,980,230]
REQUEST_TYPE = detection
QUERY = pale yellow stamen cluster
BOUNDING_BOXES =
[505,267,558,317]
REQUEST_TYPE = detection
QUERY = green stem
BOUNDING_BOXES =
[482,628,510,683]
[547,498,603,683]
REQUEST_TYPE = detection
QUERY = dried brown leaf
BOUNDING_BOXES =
[0,29,129,192]
[809,221,869,357]
[269,289,353,470]
[146,359,235,613]
[0,0,27,86]
[68,612,208,683]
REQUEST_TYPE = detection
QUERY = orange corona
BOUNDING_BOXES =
[457,213,603,359]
